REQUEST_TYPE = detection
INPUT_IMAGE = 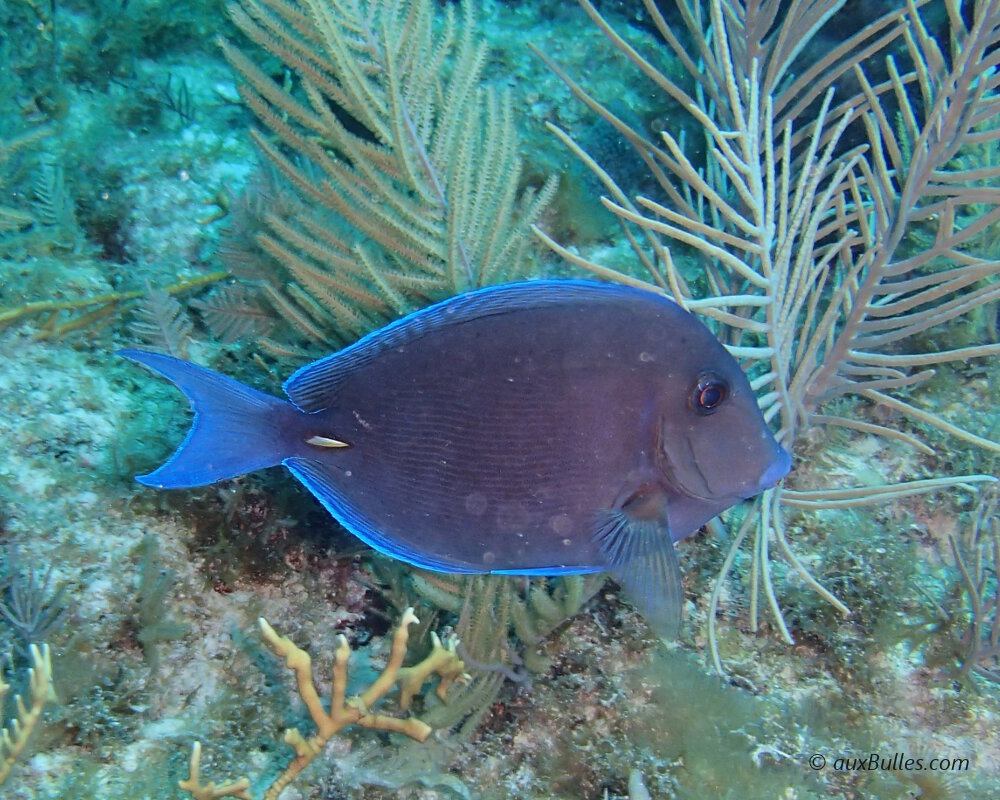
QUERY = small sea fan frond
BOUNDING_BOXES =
[191,284,276,343]
[129,285,194,358]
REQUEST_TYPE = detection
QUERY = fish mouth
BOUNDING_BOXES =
[667,429,791,503]
[754,447,792,494]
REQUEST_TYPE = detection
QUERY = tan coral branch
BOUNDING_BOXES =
[178,741,252,800]
[0,643,55,786]
[179,607,467,800]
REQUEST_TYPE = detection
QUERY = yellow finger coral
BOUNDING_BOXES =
[0,643,55,786]
[179,607,468,800]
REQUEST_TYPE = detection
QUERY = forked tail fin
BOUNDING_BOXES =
[119,349,293,488]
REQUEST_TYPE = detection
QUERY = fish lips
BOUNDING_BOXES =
[754,445,792,494]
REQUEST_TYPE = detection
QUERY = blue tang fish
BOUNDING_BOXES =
[121,280,790,637]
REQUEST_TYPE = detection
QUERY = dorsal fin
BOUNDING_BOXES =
[282,280,663,412]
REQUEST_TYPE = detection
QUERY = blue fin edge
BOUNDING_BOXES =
[120,349,290,488]
[283,279,669,412]
[285,457,609,578]
[283,457,482,574]
[491,565,605,577]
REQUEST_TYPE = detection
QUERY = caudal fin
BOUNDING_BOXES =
[119,349,293,488]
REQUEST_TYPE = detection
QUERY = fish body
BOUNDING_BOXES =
[121,280,790,637]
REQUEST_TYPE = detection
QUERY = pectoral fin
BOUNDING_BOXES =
[592,491,684,640]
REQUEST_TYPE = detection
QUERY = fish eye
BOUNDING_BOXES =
[690,373,729,415]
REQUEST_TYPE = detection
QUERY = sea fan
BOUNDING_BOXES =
[539,0,1000,669]
[191,283,276,343]
[129,284,194,358]
[218,0,557,350]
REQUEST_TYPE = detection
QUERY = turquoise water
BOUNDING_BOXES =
[1,0,999,797]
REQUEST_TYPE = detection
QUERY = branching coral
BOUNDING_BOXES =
[0,270,227,339]
[0,643,54,786]
[368,569,606,736]
[179,608,467,800]
[949,489,1000,683]
[0,547,68,659]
